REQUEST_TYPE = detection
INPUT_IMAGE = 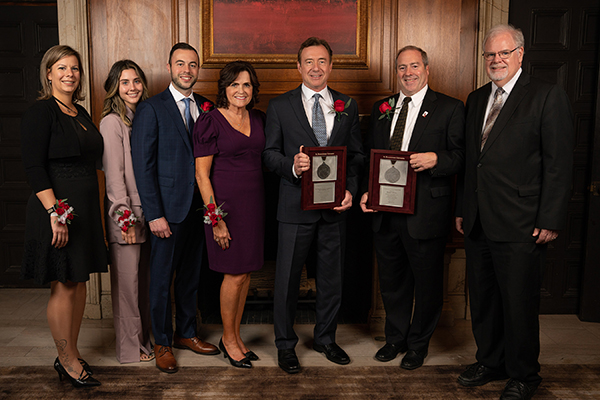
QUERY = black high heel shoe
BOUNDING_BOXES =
[219,339,252,368]
[78,358,93,375]
[244,350,259,361]
[54,357,101,388]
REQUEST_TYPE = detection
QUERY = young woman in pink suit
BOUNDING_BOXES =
[100,60,154,363]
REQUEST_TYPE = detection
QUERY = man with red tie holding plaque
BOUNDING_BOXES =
[360,45,465,370]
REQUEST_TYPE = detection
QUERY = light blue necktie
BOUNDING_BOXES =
[312,93,327,146]
[183,98,194,135]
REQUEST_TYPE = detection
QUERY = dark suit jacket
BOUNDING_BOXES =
[364,88,465,239]
[457,72,573,242]
[131,88,213,224]
[263,85,365,224]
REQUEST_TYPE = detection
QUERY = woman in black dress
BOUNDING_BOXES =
[21,45,107,387]
[194,61,265,368]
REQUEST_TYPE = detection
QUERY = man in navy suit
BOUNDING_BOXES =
[455,25,572,400]
[132,43,219,374]
[263,37,364,374]
[360,46,465,370]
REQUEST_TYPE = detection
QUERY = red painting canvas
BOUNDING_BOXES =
[213,0,358,55]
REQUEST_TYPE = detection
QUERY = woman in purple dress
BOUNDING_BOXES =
[193,61,265,369]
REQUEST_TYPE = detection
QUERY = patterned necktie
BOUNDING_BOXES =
[312,93,327,146]
[183,98,194,135]
[481,87,505,150]
[389,96,411,151]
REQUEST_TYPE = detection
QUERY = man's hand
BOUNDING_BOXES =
[359,192,376,213]
[533,228,558,244]
[455,217,464,235]
[149,217,172,239]
[333,190,353,213]
[410,152,438,172]
[293,145,310,176]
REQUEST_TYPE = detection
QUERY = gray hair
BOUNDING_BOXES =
[483,24,525,50]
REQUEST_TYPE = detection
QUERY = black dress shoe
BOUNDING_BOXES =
[500,379,538,400]
[54,357,101,388]
[278,349,300,374]
[375,342,407,362]
[313,342,350,365]
[244,350,259,361]
[457,362,509,387]
[219,339,252,369]
[400,349,427,370]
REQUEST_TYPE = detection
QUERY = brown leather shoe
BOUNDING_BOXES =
[173,334,220,355]
[155,345,178,374]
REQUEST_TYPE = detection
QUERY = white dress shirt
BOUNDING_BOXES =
[169,83,199,128]
[301,84,335,140]
[482,68,522,132]
[389,84,428,151]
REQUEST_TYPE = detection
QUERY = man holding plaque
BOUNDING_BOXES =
[263,37,364,374]
[455,25,572,400]
[360,46,465,370]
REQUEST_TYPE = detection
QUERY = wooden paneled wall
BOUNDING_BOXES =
[88,0,478,122]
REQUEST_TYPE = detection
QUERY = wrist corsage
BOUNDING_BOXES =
[203,196,227,226]
[329,99,352,121]
[50,198,75,225]
[116,209,137,232]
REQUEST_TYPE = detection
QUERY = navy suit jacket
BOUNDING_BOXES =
[364,88,465,239]
[263,85,365,224]
[457,72,573,242]
[131,88,213,224]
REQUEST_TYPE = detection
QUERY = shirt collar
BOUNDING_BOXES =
[398,84,428,109]
[169,83,195,103]
[492,68,522,97]
[301,84,332,104]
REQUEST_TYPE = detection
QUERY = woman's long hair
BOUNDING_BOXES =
[38,45,85,101]
[101,60,149,127]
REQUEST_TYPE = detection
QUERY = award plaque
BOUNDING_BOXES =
[367,149,417,214]
[301,146,347,210]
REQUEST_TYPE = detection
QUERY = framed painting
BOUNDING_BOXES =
[201,0,368,68]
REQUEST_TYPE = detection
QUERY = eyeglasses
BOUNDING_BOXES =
[482,47,520,61]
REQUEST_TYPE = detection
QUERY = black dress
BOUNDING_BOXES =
[21,99,108,284]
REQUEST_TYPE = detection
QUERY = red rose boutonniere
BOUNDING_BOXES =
[200,102,212,113]
[378,98,396,121]
[116,208,137,232]
[329,99,352,122]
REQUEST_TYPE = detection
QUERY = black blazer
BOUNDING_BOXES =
[457,72,573,242]
[364,88,465,239]
[263,85,365,224]
[131,88,213,224]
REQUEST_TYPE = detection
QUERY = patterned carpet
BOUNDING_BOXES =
[1,364,599,399]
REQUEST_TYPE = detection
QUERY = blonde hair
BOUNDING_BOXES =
[38,45,85,101]
[100,60,149,127]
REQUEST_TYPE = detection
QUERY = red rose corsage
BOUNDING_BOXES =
[116,208,137,232]
[200,102,213,113]
[203,196,227,226]
[50,198,75,226]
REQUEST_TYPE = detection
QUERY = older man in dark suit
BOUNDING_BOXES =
[263,37,364,374]
[360,45,465,370]
[455,25,573,400]
[132,43,219,374]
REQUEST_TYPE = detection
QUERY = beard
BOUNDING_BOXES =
[171,73,197,92]
[488,63,508,82]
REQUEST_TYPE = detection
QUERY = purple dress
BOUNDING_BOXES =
[193,108,265,274]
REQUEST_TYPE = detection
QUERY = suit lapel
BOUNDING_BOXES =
[328,89,342,145]
[408,89,436,150]
[480,74,530,159]
[473,84,491,157]
[162,89,192,151]
[289,86,319,146]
